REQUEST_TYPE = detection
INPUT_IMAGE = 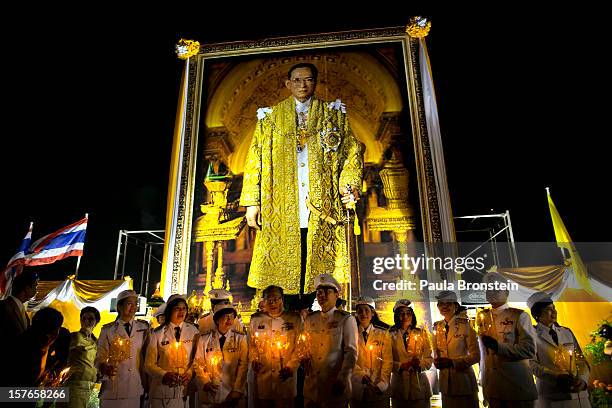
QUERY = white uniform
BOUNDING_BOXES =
[530,323,591,408]
[350,323,392,408]
[196,327,248,406]
[145,322,200,408]
[248,311,303,403]
[96,319,150,408]
[389,327,433,408]
[432,312,479,408]
[302,307,358,406]
[480,305,538,407]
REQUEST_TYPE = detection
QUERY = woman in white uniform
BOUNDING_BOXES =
[528,292,591,408]
[389,299,433,408]
[146,294,201,408]
[431,291,479,408]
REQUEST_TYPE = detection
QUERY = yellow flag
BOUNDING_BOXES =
[547,189,593,294]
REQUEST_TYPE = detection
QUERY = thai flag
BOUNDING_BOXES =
[0,222,33,295]
[26,217,88,266]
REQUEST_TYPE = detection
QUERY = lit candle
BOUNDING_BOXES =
[368,344,374,377]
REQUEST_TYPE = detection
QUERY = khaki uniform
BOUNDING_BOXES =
[480,305,538,407]
[389,327,433,407]
[302,307,358,406]
[64,331,98,408]
[145,322,200,407]
[196,327,249,406]
[531,323,591,408]
[432,313,479,408]
[96,319,150,408]
[249,311,303,403]
[350,323,392,408]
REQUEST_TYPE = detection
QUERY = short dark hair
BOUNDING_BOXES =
[31,307,63,335]
[288,63,318,81]
[531,301,553,320]
[393,306,417,329]
[163,297,188,326]
[81,306,101,323]
[12,270,39,295]
[263,285,284,298]
[213,309,237,324]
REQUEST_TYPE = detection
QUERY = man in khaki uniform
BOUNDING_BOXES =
[96,290,150,408]
[432,291,479,408]
[302,273,358,408]
[249,285,303,408]
[479,273,538,408]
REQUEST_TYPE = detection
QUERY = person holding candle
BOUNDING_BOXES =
[350,296,392,408]
[527,291,590,408]
[145,294,200,408]
[248,285,303,408]
[389,299,433,408]
[61,306,101,408]
[302,273,358,408]
[431,291,479,408]
[479,272,538,408]
[96,289,150,408]
[197,302,248,407]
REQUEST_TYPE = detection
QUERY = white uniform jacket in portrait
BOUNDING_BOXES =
[302,307,358,403]
[389,326,433,401]
[530,323,591,408]
[479,305,538,401]
[196,327,249,405]
[248,310,303,399]
[432,313,480,397]
[145,322,200,400]
[96,319,150,401]
[351,323,393,402]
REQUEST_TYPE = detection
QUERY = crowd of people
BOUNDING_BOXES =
[0,269,592,408]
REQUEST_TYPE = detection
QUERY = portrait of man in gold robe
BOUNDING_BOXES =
[240,63,364,295]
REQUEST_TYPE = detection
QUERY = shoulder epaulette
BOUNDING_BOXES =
[102,321,117,329]
[373,323,388,331]
[307,310,319,316]
[335,309,350,316]
[187,322,199,329]
[136,319,150,326]
[456,317,469,323]
[153,325,165,333]
[233,329,246,336]
[250,311,264,318]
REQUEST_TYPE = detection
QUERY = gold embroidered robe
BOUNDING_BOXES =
[240,96,364,293]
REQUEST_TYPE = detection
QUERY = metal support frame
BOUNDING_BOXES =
[113,230,165,295]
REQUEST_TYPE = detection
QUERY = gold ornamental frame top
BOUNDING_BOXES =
[161,24,453,296]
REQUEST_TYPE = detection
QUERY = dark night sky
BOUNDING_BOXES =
[1,9,608,286]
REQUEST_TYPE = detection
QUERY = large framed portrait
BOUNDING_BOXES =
[161,25,453,312]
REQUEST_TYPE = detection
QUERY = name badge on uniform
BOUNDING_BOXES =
[501,318,514,326]
[283,322,295,331]
[327,321,339,329]
[161,340,170,346]
[206,347,214,352]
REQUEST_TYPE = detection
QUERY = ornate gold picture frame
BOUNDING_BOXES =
[162,25,453,299]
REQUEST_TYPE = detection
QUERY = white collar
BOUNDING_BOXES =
[169,321,184,330]
[360,323,373,333]
[322,306,336,317]
[295,97,312,113]
[119,318,134,326]
[491,303,509,313]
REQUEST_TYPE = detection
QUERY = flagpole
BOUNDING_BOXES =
[75,213,88,279]
[546,187,567,260]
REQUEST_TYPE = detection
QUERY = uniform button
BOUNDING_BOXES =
[300,163,305,167]
[128,368,133,371]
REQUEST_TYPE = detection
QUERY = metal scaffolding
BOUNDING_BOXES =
[113,230,165,296]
